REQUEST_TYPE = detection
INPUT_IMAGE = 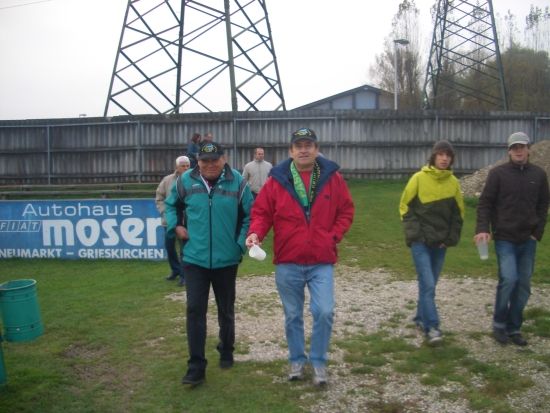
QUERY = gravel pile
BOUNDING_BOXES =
[166,266,550,412]
[460,139,550,197]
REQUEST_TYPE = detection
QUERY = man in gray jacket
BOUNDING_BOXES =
[156,155,190,286]
[474,132,549,346]
[242,147,272,198]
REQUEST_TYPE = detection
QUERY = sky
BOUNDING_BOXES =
[0,0,547,120]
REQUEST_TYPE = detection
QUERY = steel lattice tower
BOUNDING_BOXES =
[422,0,507,110]
[104,0,286,116]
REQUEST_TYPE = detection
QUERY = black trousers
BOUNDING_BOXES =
[183,263,238,372]
[164,229,182,276]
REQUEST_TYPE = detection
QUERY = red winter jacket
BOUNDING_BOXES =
[248,157,354,265]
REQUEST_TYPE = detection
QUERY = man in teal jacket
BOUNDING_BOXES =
[165,141,253,386]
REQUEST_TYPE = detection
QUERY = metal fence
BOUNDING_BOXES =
[1,110,549,185]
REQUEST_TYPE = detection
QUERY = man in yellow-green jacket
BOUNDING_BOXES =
[399,140,464,345]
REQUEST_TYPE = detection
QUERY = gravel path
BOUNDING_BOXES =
[167,266,550,412]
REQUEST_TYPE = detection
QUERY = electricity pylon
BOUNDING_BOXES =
[104,0,286,115]
[422,0,508,110]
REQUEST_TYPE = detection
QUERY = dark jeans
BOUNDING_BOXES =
[164,229,182,277]
[183,263,238,372]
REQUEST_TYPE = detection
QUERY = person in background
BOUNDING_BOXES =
[186,133,201,169]
[165,141,253,386]
[242,147,273,198]
[202,132,214,143]
[474,132,549,346]
[156,155,190,287]
[399,140,464,345]
[245,127,354,386]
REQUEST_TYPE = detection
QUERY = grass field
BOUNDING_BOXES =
[1,180,549,412]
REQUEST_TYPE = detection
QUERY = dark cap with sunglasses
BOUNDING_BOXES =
[291,128,317,144]
[198,141,224,160]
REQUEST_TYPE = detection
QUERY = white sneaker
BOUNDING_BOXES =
[426,328,443,345]
[288,363,304,381]
[312,365,328,386]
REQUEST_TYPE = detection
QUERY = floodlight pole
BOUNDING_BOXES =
[393,39,409,110]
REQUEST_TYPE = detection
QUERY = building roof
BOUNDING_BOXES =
[293,84,385,110]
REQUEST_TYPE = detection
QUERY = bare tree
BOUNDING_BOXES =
[495,4,550,53]
[500,9,521,51]
[525,5,550,52]
[369,0,423,109]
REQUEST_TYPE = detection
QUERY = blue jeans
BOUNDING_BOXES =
[411,242,446,333]
[493,239,537,334]
[275,264,334,368]
[164,228,183,277]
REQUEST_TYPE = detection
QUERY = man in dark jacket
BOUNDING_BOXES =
[474,132,549,346]
[245,128,354,386]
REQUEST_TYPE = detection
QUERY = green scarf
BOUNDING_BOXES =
[290,161,320,208]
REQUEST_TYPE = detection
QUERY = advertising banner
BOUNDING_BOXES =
[0,199,165,260]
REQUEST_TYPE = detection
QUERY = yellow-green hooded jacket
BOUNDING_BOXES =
[399,166,465,247]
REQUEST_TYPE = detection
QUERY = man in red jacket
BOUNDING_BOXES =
[246,127,354,386]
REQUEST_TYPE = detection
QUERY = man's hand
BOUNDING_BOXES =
[245,233,259,248]
[176,226,189,240]
[473,232,491,244]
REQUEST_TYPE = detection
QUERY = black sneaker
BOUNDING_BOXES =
[181,369,205,386]
[492,328,509,345]
[509,333,528,346]
[178,277,186,287]
[166,274,178,281]
[219,358,234,369]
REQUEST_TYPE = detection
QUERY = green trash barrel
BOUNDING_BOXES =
[0,279,44,342]
[0,334,6,384]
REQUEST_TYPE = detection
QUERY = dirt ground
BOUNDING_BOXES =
[167,267,550,412]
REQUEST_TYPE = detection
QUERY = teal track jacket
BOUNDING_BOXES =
[165,164,253,269]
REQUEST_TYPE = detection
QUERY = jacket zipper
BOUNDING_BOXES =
[209,193,213,268]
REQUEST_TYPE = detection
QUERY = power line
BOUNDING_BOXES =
[0,0,56,11]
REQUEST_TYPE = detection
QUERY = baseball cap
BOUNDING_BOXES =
[291,128,317,144]
[507,132,530,148]
[198,142,224,160]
